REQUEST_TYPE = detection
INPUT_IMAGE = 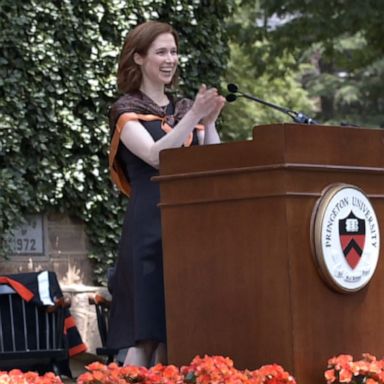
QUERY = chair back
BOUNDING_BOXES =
[0,283,67,373]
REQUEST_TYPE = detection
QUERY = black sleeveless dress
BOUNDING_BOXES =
[107,103,198,350]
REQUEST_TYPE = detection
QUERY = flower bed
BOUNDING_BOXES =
[2,353,384,384]
[325,354,384,384]
[0,370,62,384]
[77,355,296,384]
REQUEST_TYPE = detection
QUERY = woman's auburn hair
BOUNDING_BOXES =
[117,21,179,94]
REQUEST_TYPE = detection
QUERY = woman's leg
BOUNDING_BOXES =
[151,342,167,365]
[123,341,157,367]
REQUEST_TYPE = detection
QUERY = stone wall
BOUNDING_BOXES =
[1,212,94,285]
[0,212,107,355]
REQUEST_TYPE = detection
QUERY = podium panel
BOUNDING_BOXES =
[156,124,384,384]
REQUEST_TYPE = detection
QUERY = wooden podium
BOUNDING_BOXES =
[155,124,384,384]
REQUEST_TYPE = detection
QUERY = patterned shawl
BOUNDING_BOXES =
[109,91,193,132]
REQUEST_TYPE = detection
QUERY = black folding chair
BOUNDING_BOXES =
[88,293,118,364]
[0,284,71,376]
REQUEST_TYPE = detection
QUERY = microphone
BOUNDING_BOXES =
[227,83,238,93]
[226,93,237,103]
[226,83,318,125]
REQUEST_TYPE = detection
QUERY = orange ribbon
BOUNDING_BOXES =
[109,112,204,196]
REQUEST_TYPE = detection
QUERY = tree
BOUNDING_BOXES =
[220,1,315,141]
[230,0,384,127]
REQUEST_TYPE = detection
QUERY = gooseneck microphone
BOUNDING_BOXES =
[226,83,318,125]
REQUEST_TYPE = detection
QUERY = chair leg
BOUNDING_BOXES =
[53,359,73,379]
[107,355,114,364]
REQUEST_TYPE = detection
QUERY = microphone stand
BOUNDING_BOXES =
[227,90,318,125]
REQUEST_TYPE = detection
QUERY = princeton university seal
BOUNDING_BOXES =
[311,183,380,293]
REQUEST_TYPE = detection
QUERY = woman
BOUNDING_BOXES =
[107,20,225,368]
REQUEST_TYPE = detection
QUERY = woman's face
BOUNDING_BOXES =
[135,33,178,88]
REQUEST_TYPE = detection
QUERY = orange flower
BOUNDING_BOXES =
[363,354,377,363]
[146,364,183,384]
[7,371,23,377]
[77,372,94,384]
[107,363,120,370]
[328,355,353,370]
[249,364,296,384]
[0,370,62,384]
[375,370,384,383]
[181,355,250,384]
[325,353,384,384]
[91,370,105,382]
[85,362,108,372]
[119,364,147,381]
[339,367,353,383]
[325,369,336,384]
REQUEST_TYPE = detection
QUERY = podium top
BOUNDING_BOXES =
[159,124,384,176]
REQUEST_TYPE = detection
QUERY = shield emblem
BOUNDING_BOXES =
[339,211,366,269]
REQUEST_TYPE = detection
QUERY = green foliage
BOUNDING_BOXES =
[0,0,233,284]
[221,42,315,141]
[231,0,384,127]
[221,2,315,140]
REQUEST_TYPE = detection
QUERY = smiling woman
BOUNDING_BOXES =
[106,20,225,368]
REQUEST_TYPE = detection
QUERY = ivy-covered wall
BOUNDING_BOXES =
[0,0,233,284]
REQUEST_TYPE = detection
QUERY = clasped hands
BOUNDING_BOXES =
[191,84,226,126]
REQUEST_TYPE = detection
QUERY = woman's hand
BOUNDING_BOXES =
[190,84,226,122]
[201,94,226,127]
